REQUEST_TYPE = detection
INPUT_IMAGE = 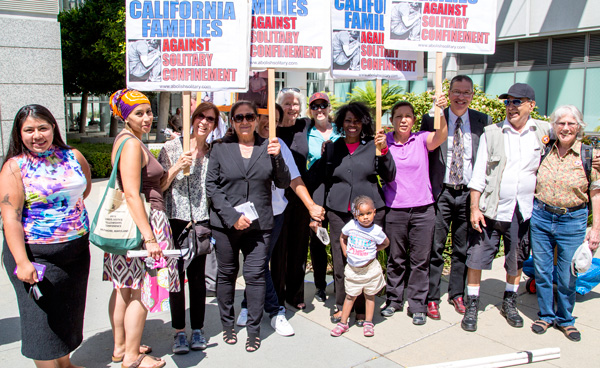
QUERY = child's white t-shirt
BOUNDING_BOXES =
[341,219,387,267]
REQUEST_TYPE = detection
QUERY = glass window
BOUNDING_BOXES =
[515,70,548,116]
[584,68,600,131]
[485,72,514,98]
[547,69,584,115]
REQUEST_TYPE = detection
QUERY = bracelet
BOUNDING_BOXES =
[144,236,157,244]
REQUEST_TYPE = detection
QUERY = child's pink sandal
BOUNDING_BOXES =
[330,323,349,337]
[363,321,375,337]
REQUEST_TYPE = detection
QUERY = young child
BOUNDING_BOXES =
[331,195,390,337]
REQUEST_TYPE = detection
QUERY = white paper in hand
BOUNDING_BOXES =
[234,201,259,221]
[316,227,330,244]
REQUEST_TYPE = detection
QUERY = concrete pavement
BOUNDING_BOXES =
[1,179,599,367]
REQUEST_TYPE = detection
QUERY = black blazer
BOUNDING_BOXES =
[206,133,290,230]
[420,108,492,200]
[312,136,396,212]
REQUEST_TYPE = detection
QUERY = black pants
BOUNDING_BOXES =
[271,194,311,306]
[428,187,470,303]
[169,219,207,330]
[327,209,385,313]
[309,218,329,291]
[385,205,435,313]
[213,227,270,335]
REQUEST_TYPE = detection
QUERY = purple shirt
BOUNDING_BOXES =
[384,131,434,208]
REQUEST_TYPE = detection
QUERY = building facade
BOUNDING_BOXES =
[0,0,65,162]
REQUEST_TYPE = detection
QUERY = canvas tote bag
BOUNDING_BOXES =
[90,137,150,255]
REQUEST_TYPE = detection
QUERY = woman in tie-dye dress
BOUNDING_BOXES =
[1,104,92,368]
[102,89,178,368]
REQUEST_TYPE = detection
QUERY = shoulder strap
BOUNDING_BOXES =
[581,143,593,186]
[540,139,556,165]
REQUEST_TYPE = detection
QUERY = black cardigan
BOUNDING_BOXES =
[312,136,396,212]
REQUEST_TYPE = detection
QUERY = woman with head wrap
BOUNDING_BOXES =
[103,89,178,368]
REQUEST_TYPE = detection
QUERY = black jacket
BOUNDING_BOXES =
[420,108,492,200]
[206,133,290,230]
[312,136,396,212]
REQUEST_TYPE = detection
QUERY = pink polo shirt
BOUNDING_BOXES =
[384,131,434,209]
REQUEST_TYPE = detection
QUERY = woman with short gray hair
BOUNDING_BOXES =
[530,104,600,341]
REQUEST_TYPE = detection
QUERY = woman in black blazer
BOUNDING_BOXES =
[206,101,290,352]
[312,102,396,324]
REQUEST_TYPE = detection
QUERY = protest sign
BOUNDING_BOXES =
[250,0,331,71]
[331,0,423,80]
[125,0,252,91]
[383,0,497,55]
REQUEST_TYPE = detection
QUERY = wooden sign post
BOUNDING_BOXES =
[268,68,276,140]
[433,52,443,129]
[375,78,382,156]
[182,91,191,176]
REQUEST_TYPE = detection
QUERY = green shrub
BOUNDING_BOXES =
[70,142,113,178]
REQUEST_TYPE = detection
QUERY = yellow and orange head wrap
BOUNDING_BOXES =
[109,89,151,120]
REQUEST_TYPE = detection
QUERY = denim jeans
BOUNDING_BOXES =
[530,199,588,326]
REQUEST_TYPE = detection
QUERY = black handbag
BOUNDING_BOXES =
[176,177,212,270]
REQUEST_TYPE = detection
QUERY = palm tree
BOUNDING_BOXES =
[346,82,404,115]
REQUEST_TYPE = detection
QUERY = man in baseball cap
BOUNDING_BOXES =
[462,83,551,332]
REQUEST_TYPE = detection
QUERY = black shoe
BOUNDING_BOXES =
[315,289,327,302]
[461,295,479,332]
[407,309,427,325]
[500,291,524,328]
[381,305,398,317]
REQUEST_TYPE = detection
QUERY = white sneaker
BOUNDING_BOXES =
[236,308,248,327]
[271,310,295,336]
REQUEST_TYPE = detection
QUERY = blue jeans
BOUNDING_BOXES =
[241,213,285,318]
[530,199,587,326]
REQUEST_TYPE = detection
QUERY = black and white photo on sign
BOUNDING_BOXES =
[128,39,162,82]
[332,30,361,71]
[390,1,422,41]
[238,71,268,109]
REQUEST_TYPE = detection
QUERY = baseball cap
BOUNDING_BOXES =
[309,92,330,105]
[499,83,535,101]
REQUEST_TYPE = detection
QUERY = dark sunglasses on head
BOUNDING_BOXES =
[197,113,216,123]
[503,99,526,107]
[280,87,300,93]
[232,113,257,123]
[310,102,329,110]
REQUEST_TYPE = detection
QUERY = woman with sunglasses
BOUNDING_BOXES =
[306,92,342,303]
[271,87,315,310]
[206,101,290,352]
[158,102,219,354]
[312,102,396,325]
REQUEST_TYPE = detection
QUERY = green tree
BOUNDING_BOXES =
[59,0,126,134]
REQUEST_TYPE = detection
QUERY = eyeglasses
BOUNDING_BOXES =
[450,90,473,97]
[280,87,300,93]
[232,113,257,123]
[310,102,329,110]
[197,113,216,124]
[555,121,578,128]
[503,99,528,107]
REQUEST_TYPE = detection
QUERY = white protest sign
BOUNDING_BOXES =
[331,0,423,80]
[250,0,331,71]
[125,0,251,91]
[384,0,497,54]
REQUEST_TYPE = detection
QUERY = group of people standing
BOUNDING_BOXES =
[2,76,599,367]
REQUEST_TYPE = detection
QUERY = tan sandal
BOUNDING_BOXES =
[112,345,153,363]
[555,324,581,342]
[121,354,165,368]
[531,320,551,335]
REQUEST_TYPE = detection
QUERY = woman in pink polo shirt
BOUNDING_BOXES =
[381,98,448,326]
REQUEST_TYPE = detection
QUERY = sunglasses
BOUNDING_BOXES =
[232,113,257,123]
[503,99,528,107]
[197,113,216,123]
[280,87,300,93]
[310,102,329,110]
